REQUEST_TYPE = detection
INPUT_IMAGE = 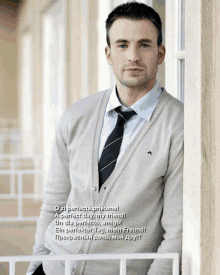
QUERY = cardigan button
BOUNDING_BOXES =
[92,187,96,192]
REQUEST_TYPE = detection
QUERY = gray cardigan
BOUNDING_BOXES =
[27,88,184,275]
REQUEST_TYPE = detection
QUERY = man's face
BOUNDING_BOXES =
[105,18,165,89]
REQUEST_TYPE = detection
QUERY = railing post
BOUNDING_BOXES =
[10,156,15,195]
[173,254,179,275]
[65,259,71,275]
[9,260,15,275]
[0,252,179,275]
[120,258,127,275]
[17,172,23,219]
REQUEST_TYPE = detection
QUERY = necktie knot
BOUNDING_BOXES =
[115,107,136,126]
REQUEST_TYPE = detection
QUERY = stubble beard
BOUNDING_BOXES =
[118,73,155,89]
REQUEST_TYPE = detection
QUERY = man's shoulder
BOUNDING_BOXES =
[157,88,184,134]
[161,88,184,111]
[67,89,110,113]
[61,88,111,122]
[160,88,184,118]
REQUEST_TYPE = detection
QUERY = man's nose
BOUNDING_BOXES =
[127,47,140,62]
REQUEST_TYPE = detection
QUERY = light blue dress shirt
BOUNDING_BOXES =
[98,81,162,164]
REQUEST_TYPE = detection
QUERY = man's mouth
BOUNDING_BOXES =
[126,68,143,73]
[126,67,143,71]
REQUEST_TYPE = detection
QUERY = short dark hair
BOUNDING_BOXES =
[106,2,162,47]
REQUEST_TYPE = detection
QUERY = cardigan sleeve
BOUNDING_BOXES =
[26,113,71,274]
[147,129,184,275]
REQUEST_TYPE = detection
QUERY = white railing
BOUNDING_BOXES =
[0,155,44,222]
[0,128,22,155]
[0,253,179,275]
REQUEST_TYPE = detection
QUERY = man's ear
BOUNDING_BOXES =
[157,45,166,65]
[105,46,113,66]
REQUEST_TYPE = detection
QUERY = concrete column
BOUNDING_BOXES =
[183,0,215,274]
[69,0,82,102]
[213,1,220,274]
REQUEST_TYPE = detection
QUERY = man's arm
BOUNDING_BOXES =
[27,114,71,274]
[148,129,184,275]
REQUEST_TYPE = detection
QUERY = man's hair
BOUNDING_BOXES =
[106,2,162,47]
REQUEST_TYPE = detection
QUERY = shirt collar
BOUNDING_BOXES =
[106,81,162,121]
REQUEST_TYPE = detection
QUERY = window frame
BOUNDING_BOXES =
[165,0,185,102]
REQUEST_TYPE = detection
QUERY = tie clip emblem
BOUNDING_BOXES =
[147,151,152,155]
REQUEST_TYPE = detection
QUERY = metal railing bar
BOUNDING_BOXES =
[120,259,126,275]
[0,194,43,199]
[9,259,15,275]
[65,260,71,275]
[0,156,44,222]
[0,253,179,275]
[17,173,23,218]
[0,217,38,222]
[10,156,15,195]
[0,155,33,159]
[173,253,179,275]
[0,170,42,174]
[0,253,179,262]
[5,155,21,161]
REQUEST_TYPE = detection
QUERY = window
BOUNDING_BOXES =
[165,0,185,102]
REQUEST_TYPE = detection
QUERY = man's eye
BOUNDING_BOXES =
[119,44,127,48]
[140,44,149,48]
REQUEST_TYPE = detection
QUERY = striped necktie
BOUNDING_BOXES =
[98,107,136,190]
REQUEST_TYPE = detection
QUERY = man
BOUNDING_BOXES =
[27,2,183,275]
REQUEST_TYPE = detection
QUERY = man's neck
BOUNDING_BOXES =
[115,78,156,107]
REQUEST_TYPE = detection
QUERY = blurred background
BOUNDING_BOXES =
[0,0,182,274]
